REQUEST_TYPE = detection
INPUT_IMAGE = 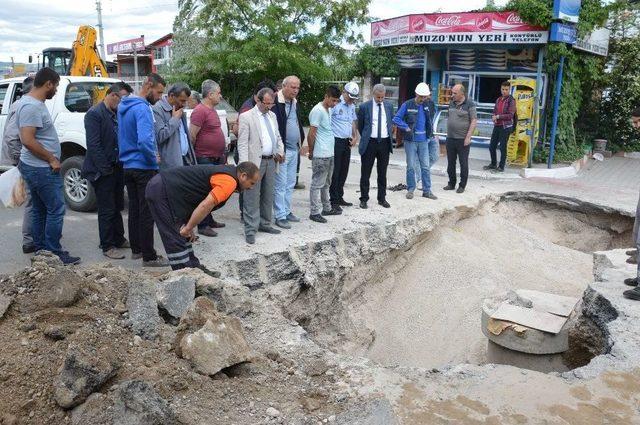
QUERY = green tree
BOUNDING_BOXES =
[507,0,610,161]
[170,0,370,117]
[596,3,640,151]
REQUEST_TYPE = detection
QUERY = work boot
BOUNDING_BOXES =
[58,252,81,266]
[626,249,638,256]
[624,277,638,287]
[198,227,218,237]
[246,234,256,244]
[422,192,438,200]
[626,256,638,265]
[360,201,368,209]
[286,213,301,223]
[623,287,640,300]
[275,219,291,229]
[143,256,169,268]
[406,191,414,199]
[103,248,125,260]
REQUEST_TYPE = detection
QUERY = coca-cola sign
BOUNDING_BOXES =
[435,15,461,27]
[506,13,523,24]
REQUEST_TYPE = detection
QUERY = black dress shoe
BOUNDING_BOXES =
[322,208,342,216]
[443,184,455,191]
[623,287,640,300]
[456,187,465,194]
[22,244,36,254]
[210,219,226,228]
[378,200,391,208]
[258,226,281,234]
[483,164,497,170]
[360,201,368,209]
[337,199,353,207]
[624,278,638,287]
[309,214,328,223]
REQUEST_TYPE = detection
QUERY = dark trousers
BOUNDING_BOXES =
[359,138,390,202]
[92,165,126,252]
[145,175,199,270]
[124,168,158,261]
[195,156,223,229]
[489,126,513,169]
[446,138,471,189]
[330,138,352,205]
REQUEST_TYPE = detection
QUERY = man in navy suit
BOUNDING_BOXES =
[357,84,393,209]
[83,82,133,260]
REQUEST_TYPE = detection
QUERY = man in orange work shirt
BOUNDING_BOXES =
[145,161,260,271]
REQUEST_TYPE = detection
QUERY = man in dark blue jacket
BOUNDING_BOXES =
[83,82,133,259]
[393,83,438,200]
[118,73,169,267]
[357,83,393,209]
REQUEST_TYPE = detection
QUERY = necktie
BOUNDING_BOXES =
[262,114,277,155]
[377,103,382,141]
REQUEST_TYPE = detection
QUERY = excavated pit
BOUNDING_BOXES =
[284,197,633,373]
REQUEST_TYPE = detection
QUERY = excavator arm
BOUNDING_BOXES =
[67,25,109,77]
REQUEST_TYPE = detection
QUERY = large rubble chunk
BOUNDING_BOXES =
[176,297,253,376]
[156,274,195,320]
[113,380,178,425]
[53,338,119,409]
[127,279,162,340]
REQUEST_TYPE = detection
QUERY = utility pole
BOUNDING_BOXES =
[96,0,107,60]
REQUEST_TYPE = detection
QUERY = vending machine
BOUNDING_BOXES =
[507,78,537,166]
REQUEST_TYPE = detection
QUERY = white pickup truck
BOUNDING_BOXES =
[0,76,230,212]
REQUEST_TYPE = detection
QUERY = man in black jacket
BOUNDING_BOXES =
[272,75,306,228]
[82,82,133,259]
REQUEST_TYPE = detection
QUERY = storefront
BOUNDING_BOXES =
[371,12,549,149]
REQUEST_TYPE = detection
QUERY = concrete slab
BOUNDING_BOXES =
[490,304,568,334]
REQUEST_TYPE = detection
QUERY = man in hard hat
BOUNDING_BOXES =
[393,82,438,200]
[329,82,360,211]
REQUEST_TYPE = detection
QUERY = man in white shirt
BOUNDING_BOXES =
[237,88,285,244]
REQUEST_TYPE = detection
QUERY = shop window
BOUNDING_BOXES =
[477,75,510,104]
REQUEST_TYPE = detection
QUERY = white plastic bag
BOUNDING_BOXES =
[0,167,27,208]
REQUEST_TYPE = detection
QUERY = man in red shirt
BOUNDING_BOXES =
[189,79,227,236]
[484,81,516,172]
[145,161,260,271]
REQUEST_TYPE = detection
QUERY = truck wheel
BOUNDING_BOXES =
[61,155,96,212]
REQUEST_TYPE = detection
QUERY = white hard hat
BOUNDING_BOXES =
[344,81,360,99]
[415,82,431,96]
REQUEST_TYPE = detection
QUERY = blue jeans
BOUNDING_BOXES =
[273,147,298,220]
[414,137,439,184]
[18,162,65,255]
[405,141,433,193]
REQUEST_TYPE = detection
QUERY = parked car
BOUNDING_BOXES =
[0,76,230,212]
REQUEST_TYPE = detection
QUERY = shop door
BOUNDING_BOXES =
[402,69,430,103]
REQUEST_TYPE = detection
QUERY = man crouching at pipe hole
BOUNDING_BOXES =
[145,161,260,274]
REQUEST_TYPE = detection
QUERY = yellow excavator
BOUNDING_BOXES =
[33,25,109,78]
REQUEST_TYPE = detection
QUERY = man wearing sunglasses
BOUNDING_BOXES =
[237,87,285,244]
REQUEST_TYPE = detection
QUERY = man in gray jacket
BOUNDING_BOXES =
[1,76,35,253]
[153,82,196,170]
